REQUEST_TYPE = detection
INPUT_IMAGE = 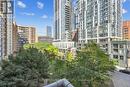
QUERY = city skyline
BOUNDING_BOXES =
[0,0,130,86]
[15,0,130,36]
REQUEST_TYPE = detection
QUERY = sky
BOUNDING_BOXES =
[15,0,53,36]
[123,0,130,20]
[15,0,130,36]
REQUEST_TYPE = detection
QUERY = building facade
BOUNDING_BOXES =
[111,41,130,69]
[17,25,36,50]
[75,0,122,54]
[54,0,72,41]
[12,22,18,53]
[46,26,52,37]
[53,41,76,51]
[123,21,130,41]
[38,36,53,43]
[0,0,13,60]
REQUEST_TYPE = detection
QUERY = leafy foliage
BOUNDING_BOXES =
[66,51,74,62]
[24,42,59,57]
[0,43,115,87]
[50,43,115,87]
[0,48,49,87]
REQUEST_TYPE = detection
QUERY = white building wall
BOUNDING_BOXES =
[0,0,13,60]
[0,15,5,60]
[54,0,72,41]
[76,0,122,54]
[7,14,13,56]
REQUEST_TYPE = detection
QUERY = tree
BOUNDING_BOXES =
[50,43,115,87]
[74,43,115,87]
[23,42,59,58]
[0,48,49,87]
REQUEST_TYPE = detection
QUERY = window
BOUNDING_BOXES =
[113,49,118,52]
[120,56,124,60]
[113,55,118,59]
[120,45,123,48]
[113,44,118,48]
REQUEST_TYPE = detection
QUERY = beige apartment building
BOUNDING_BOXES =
[17,25,36,50]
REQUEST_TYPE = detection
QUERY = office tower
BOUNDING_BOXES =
[123,21,130,41]
[17,25,36,50]
[75,0,122,54]
[0,0,13,60]
[46,26,52,37]
[54,0,72,41]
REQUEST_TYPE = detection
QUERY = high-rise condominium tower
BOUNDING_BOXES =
[0,0,13,60]
[75,0,122,54]
[54,0,72,41]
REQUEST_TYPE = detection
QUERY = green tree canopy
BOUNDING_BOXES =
[0,48,49,87]
[24,42,59,57]
[50,43,115,87]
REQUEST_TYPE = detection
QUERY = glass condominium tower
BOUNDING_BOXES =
[0,0,13,60]
[54,0,72,41]
[75,0,122,54]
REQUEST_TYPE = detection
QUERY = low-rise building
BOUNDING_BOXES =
[111,41,130,69]
[38,36,53,43]
[53,42,75,50]
[53,41,77,59]
[127,50,130,69]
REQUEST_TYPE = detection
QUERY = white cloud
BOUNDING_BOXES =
[37,2,44,9]
[122,8,128,14]
[17,1,26,8]
[21,12,35,16]
[122,0,127,3]
[41,15,48,19]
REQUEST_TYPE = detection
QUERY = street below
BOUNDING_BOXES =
[112,71,130,87]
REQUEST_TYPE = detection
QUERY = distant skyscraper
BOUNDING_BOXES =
[46,26,52,37]
[0,0,14,60]
[54,0,72,41]
[75,0,122,54]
